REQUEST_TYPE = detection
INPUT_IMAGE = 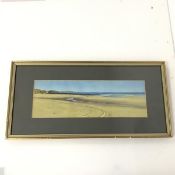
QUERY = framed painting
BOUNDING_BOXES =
[6,61,172,138]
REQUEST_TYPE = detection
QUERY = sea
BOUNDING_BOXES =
[98,93,145,97]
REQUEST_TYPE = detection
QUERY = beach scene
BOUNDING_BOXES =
[32,80,148,118]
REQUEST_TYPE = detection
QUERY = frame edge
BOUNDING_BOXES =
[13,60,165,66]
[161,62,173,137]
[6,61,17,139]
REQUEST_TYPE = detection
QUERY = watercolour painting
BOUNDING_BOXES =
[32,80,148,118]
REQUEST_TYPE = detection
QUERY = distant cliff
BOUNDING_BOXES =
[33,89,48,94]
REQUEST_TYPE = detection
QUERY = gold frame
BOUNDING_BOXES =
[6,61,173,139]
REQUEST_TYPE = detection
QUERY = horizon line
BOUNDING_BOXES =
[34,88,145,94]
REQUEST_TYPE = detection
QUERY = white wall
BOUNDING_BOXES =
[0,0,174,174]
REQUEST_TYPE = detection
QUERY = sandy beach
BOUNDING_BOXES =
[32,93,148,118]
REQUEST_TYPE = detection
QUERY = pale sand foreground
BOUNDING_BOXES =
[32,93,148,118]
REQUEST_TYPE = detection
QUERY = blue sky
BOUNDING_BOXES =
[34,80,145,93]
